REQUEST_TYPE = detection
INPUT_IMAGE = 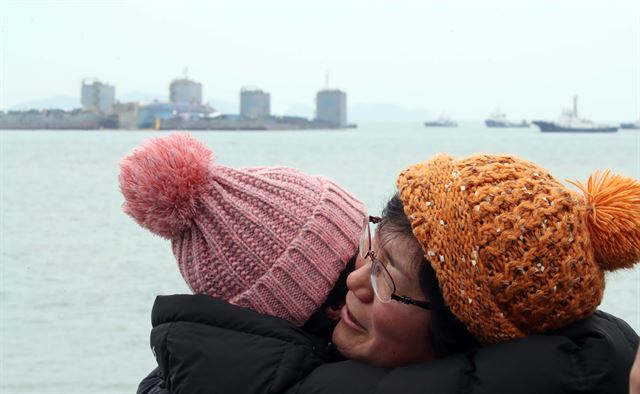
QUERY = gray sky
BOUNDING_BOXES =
[1,0,638,121]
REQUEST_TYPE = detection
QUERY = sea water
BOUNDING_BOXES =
[2,123,639,393]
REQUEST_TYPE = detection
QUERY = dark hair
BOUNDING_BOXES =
[302,254,356,340]
[380,193,479,358]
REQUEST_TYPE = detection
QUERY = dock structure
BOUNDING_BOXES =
[2,76,354,130]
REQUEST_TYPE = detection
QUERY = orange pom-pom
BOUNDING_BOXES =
[569,170,640,270]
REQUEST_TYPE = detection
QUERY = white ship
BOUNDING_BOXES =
[532,97,618,132]
[485,109,529,128]
[424,114,458,127]
[620,120,640,130]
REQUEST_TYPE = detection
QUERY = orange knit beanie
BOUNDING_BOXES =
[397,154,640,344]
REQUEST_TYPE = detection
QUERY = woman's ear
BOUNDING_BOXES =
[326,300,345,321]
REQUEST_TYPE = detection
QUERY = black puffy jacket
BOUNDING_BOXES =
[139,294,639,394]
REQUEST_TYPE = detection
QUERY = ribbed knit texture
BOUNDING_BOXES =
[397,154,640,344]
[120,133,365,326]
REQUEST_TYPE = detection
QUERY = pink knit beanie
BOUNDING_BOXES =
[119,133,365,326]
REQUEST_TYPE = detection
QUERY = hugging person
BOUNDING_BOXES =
[121,134,639,394]
[121,133,365,393]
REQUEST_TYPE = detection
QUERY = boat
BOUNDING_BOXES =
[424,114,457,127]
[532,97,618,132]
[485,109,529,128]
[620,120,640,130]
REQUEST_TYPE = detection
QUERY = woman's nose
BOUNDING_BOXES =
[347,255,374,303]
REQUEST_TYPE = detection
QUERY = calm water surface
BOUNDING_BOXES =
[2,123,639,393]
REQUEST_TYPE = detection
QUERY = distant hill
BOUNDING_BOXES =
[10,96,79,111]
[8,95,432,123]
[206,99,237,114]
[284,104,314,119]
[118,92,166,103]
[7,93,168,111]
[349,103,432,123]
[283,102,432,122]
[7,92,236,112]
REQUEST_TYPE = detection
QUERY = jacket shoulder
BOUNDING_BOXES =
[137,367,169,394]
[151,295,328,394]
[290,311,639,394]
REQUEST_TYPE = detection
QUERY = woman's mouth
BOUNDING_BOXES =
[340,304,367,333]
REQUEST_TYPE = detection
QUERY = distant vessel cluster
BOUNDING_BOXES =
[425,96,638,132]
[0,76,354,130]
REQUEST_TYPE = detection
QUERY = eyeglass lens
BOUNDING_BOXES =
[358,216,431,310]
[359,216,396,303]
[371,259,395,303]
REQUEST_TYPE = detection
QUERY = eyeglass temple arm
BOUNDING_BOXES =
[391,294,431,310]
[369,216,382,224]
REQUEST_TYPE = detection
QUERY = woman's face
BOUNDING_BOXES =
[332,229,435,367]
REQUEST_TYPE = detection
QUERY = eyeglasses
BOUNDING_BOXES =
[359,215,431,310]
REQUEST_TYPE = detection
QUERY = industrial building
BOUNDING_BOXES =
[170,78,203,104]
[137,102,214,129]
[315,89,347,127]
[113,102,140,130]
[240,88,270,119]
[81,79,115,114]
[6,76,353,130]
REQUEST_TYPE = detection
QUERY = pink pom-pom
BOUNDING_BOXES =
[119,133,213,239]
